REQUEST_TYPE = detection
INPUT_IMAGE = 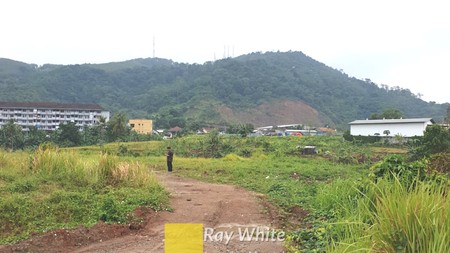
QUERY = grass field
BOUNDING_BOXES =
[2,135,449,252]
[0,147,169,243]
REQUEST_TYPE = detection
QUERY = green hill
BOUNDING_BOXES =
[0,51,448,129]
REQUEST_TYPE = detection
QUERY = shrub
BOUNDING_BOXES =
[409,124,450,160]
[428,153,450,174]
[238,148,252,157]
[370,155,427,186]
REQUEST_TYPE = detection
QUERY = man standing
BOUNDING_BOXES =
[166,147,173,173]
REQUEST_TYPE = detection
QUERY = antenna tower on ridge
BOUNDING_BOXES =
[153,36,156,58]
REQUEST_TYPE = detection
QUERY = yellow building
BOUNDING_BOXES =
[128,119,153,134]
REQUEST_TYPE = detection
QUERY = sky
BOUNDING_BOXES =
[1,0,449,103]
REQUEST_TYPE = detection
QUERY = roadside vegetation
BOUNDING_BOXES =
[1,124,449,252]
[140,126,449,252]
[0,145,169,243]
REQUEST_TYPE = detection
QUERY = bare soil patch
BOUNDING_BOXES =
[217,99,324,127]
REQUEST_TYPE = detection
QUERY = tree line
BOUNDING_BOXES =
[0,112,257,150]
[0,113,157,150]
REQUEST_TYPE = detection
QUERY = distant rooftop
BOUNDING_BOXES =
[0,101,105,110]
[349,118,434,125]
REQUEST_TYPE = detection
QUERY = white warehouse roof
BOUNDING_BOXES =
[349,118,434,125]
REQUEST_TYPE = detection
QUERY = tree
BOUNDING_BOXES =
[369,113,381,120]
[155,107,186,129]
[24,126,47,148]
[0,120,24,150]
[185,120,202,133]
[205,129,222,158]
[410,124,450,159]
[381,108,404,119]
[226,123,254,137]
[238,123,254,137]
[421,125,450,154]
[383,130,391,136]
[80,117,108,145]
[107,112,129,141]
[56,122,81,147]
[370,109,404,119]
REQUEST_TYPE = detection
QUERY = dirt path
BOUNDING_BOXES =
[1,171,285,253]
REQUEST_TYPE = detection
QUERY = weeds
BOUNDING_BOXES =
[0,147,169,243]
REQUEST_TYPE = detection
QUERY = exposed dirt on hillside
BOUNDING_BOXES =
[218,100,324,127]
[1,171,294,253]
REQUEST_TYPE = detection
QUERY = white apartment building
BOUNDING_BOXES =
[0,102,110,131]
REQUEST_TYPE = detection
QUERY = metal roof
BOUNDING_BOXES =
[349,118,434,125]
[0,101,104,110]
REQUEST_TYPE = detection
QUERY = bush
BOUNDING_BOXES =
[428,153,450,174]
[370,155,427,186]
[238,148,252,157]
[409,124,450,160]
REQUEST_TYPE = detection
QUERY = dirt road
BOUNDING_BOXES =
[1,171,285,253]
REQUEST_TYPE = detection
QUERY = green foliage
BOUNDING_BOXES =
[107,112,129,141]
[227,123,254,137]
[205,129,223,158]
[427,153,450,174]
[24,126,48,149]
[370,108,404,119]
[0,114,161,150]
[420,124,450,154]
[153,135,450,252]
[55,122,81,147]
[7,178,38,193]
[117,144,129,156]
[0,119,24,150]
[1,52,447,129]
[0,148,169,243]
[409,124,450,159]
[370,155,427,186]
[99,197,125,223]
[237,148,252,157]
[267,183,293,207]
[288,225,329,253]
[366,177,450,252]
[2,135,448,251]
[154,106,187,129]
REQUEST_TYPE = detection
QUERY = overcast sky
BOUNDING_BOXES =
[1,0,449,103]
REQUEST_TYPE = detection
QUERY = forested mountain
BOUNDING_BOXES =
[0,52,448,129]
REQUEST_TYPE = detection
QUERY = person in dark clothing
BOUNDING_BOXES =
[166,147,173,173]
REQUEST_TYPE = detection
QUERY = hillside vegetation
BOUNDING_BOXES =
[0,52,447,128]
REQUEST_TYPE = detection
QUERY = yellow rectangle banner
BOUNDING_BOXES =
[165,223,203,253]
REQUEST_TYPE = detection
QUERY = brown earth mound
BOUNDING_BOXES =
[218,100,324,127]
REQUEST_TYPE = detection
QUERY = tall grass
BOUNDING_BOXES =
[0,147,169,243]
[370,178,450,252]
[325,177,450,252]
[30,147,157,187]
[97,153,157,187]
